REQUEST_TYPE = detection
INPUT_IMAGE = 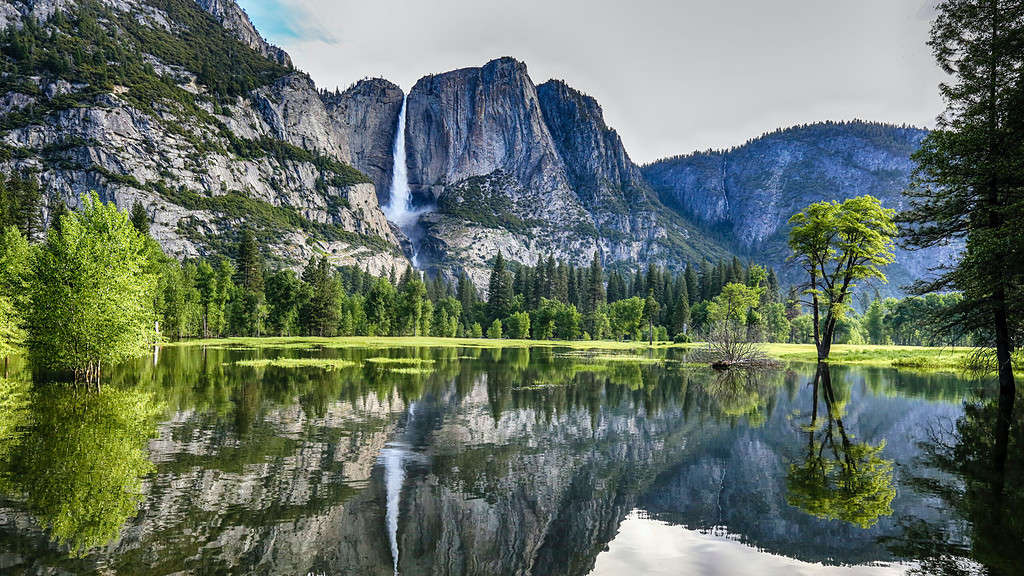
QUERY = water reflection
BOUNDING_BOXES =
[1,384,160,556]
[0,345,1008,575]
[787,364,896,529]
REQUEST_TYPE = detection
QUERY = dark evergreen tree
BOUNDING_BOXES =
[685,263,699,305]
[236,227,264,295]
[487,253,513,323]
[130,201,149,235]
[586,252,605,313]
[900,0,1023,409]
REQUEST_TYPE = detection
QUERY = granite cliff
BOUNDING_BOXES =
[0,0,410,275]
[404,57,727,288]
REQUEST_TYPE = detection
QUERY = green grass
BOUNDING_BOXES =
[364,357,435,366]
[166,336,1009,371]
[234,358,357,370]
[754,343,975,370]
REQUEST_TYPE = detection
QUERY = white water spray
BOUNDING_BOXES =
[383,96,430,267]
[380,402,416,575]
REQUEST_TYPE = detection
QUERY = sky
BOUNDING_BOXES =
[237,0,946,164]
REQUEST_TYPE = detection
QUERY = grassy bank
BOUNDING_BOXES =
[162,336,995,370]
[755,343,975,370]
[163,335,679,351]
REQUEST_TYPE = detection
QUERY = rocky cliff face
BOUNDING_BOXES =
[0,0,409,275]
[405,57,728,288]
[643,122,958,292]
[323,78,405,206]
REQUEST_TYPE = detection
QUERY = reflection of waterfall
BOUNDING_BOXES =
[383,96,431,268]
[381,402,416,575]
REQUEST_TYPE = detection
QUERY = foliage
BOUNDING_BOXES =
[789,196,896,360]
[27,194,157,381]
[899,0,1023,400]
[787,366,896,528]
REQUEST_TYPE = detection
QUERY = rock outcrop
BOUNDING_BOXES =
[323,78,406,205]
[405,57,728,288]
[0,0,409,276]
[643,122,958,292]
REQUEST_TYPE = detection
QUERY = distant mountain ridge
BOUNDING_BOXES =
[643,121,956,293]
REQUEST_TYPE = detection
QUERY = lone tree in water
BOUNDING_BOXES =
[900,0,1023,408]
[788,195,896,361]
[27,193,157,383]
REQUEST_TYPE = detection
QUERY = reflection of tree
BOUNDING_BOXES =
[786,364,895,528]
[701,369,780,427]
[0,377,31,480]
[889,392,1023,576]
[5,386,160,556]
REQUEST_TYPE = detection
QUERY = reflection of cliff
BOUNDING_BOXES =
[0,390,405,575]
[0,352,974,575]
[637,369,963,566]
[395,376,700,576]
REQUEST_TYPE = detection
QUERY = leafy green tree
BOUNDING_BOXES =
[505,311,531,339]
[0,226,30,357]
[486,319,503,339]
[789,196,896,360]
[899,0,1023,406]
[27,194,157,382]
[864,298,887,345]
[763,302,790,343]
[608,297,645,341]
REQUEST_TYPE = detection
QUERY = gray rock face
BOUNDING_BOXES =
[536,79,645,204]
[323,78,405,206]
[404,57,728,287]
[643,122,959,293]
[0,0,410,276]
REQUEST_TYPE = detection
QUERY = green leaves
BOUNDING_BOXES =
[788,195,896,357]
[26,193,157,379]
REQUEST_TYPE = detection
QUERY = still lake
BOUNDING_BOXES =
[0,343,1016,575]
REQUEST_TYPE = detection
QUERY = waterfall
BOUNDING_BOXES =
[381,402,416,575]
[383,96,429,267]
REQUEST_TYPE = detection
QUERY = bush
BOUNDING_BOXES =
[674,332,692,344]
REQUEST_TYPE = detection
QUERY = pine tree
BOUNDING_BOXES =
[11,174,41,242]
[487,253,513,323]
[671,286,691,336]
[586,252,605,313]
[130,201,149,235]
[48,198,69,234]
[900,0,1023,409]
[685,264,699,305]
